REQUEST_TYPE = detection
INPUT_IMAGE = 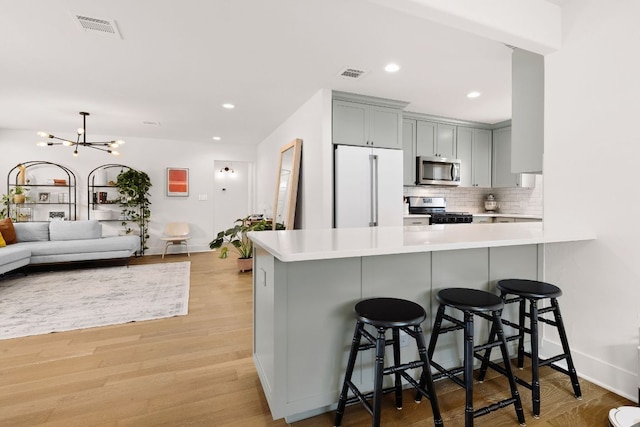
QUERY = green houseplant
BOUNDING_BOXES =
[209,216,284,272]
[115,168,152,255]
[1,187,30,220]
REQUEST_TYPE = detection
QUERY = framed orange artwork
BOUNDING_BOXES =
[167,167,189,196]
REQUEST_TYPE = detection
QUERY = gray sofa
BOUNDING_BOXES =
[0,220,140,275]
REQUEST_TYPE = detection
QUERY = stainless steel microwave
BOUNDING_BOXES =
[416,156,461,186]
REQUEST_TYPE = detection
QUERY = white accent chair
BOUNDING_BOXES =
[160,222,190,259]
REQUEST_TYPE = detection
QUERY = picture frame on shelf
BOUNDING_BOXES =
[48,211,65,221]
[38,192,50,203]
[166,167,189,197]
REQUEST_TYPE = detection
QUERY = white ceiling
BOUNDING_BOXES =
[0,0,530,146]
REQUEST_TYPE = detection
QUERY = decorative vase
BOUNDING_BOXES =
[237,258,253,272]
[13,194,25,204]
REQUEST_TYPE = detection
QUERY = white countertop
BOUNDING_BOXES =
[248,223,594,262]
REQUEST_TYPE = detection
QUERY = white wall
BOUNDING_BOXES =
[213,160,252,234]
[543,0,640,401]
[256,89,333,229]
[0,129,256,255]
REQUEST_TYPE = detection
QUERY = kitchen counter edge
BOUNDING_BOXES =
[248,223,594,263]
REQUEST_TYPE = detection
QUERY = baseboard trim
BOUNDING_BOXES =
[542,338,638,403]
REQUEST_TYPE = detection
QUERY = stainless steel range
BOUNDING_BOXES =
[407,197,473,224]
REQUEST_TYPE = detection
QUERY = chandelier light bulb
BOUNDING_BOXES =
[77,127,85,135]
[111,150,120,156]
[73,150,79,157]
[37,131,49,138]
[36,142,47,147]
[62,141,73,146]
[115,140,125,145]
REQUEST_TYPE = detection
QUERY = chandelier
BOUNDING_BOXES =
[37,112,124,156]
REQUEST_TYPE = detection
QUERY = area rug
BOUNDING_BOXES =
[0,261,190,340]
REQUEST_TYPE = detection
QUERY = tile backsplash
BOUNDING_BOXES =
[403,175,543,216]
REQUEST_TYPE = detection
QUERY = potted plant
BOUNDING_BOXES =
[12,186,29,204]
[115,168,152,255]
[209,216,284,272]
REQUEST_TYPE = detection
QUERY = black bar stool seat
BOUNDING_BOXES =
[478,279,582,419]
[419,288,526,427]
[334,297,443,427]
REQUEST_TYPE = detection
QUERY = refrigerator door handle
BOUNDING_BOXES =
[369,154,378,226]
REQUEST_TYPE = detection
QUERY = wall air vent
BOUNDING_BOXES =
[338,68,368,79]
[74,14,122,39]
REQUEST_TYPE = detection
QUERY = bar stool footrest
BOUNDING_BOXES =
[474,397,520,418]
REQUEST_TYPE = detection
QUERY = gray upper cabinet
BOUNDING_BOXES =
[457,127,492,188]
[332,99,402,149]
[416,121,456,158]
[402,119,417,185]
[492,126,535,188]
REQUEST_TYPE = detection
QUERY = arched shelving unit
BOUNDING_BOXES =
[6,161,77,222]
[87,163,132,222]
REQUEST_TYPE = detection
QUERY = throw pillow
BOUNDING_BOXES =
[0,231,5,247]
[0,218,17,245]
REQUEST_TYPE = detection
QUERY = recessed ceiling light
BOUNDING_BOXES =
[212,136,221,141]
[222,103,235,109]
[466,91,481,98]
[384,63,400,73]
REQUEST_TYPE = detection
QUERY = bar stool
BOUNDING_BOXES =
[417,288,526,427]
[334,297,443,427]
[477,279,582,418]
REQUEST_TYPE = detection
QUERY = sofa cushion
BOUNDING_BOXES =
[14,222,49,242]
[0,231,5,247]
[0,218,17,245]
[49,220,102,241]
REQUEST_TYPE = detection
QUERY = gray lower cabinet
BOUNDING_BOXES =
[332,99,402,149]
[253,244,541,422]
[416,120,456,158]
[457,126,492,188]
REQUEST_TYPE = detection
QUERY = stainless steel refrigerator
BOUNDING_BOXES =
[334,145,403,228]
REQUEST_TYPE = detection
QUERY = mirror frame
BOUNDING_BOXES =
[272,138,302,230]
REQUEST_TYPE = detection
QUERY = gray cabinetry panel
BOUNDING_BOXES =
[332,99,402,149]
[402,119,416,185]
[332,100,368,146]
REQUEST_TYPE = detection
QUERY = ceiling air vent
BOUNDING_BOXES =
[74,14,122,39]
[338,68,367,80]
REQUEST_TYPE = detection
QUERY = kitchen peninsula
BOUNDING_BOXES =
[248,223,594,422]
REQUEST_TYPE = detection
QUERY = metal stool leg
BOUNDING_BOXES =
[463,311,475,427]
[414,325,444,426]
[392,328,403,409]
[530,299,541,418]
[494,310,526,426]
[477,315,498,382]
[517,297,526,369]
[551,298,582,399]
[372,327,387,427]
[334,321,364,427]
[416,303,445,402]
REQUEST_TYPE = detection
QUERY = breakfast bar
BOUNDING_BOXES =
[248,223,594,422]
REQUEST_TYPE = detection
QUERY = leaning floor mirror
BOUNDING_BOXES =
[272,138,302,230]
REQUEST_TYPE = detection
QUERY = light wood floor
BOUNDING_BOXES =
[0,252,632,426]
